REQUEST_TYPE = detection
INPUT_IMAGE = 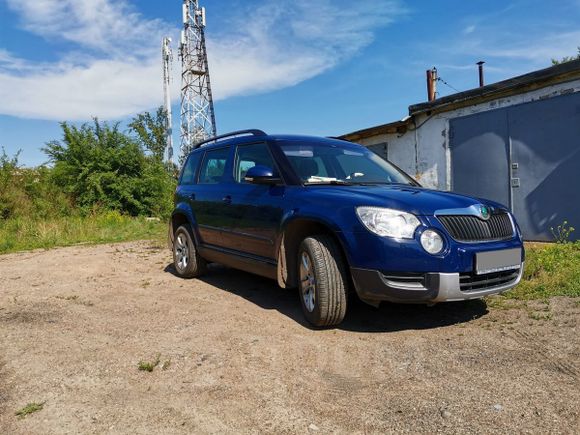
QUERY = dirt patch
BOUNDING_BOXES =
[0,241,578,433]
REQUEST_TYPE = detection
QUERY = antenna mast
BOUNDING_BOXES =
[179,0,217,163]
[162,36,174,163]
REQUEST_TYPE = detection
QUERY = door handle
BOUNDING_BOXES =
[189,193,196,200]
[222,195,232,204]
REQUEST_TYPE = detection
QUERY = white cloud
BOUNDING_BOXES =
[463,25,476,35]
[0,0,403,121]
[0,58,161,120]
[475,31,580,63]
[4,0,169,56]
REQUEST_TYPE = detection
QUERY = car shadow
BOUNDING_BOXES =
[164,263,489,333]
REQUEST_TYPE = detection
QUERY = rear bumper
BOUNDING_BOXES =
[350,262,524,304]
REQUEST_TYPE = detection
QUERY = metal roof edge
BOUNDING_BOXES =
[338,117,412,141]
[409,59,580,116]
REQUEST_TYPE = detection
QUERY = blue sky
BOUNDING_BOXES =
[1,0,579,166]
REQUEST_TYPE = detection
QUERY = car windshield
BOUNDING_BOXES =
[279,141,419,186]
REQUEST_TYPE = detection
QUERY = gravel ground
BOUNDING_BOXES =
[0,241,578,434]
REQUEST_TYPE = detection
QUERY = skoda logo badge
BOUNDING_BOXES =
[480,205,490,220]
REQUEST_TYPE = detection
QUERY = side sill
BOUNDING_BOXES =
[198,244,278,280]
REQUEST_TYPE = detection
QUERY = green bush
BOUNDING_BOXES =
[0,149,73,220]
[43,119,175,218]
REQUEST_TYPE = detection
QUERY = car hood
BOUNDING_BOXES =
[301,185,507,216]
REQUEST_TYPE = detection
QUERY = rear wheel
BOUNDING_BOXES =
[298,235,348,327]
[173,225,207,278]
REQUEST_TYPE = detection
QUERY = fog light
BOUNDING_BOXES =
[420,229,444,254]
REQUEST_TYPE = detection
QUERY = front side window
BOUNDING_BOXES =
[198,147,230,184]
[280,141,418,186]
[234,142,278,183]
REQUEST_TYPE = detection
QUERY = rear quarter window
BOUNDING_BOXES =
[179,153,202,185]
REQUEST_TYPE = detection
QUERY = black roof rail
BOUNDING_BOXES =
[193,129,267,149]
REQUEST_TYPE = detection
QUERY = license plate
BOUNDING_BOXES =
[475,248,521,275]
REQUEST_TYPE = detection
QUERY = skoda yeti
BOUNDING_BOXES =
[169,130,524,326]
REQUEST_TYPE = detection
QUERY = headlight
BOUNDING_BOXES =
[420,229,444,254]
[356,207,420,239]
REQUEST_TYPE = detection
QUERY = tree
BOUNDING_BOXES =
[128,106,168,161]
[43,119,175,217]
[551,47,580,65]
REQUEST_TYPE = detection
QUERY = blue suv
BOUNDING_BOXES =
[169,130,524,326]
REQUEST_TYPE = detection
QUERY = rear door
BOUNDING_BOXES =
[191,146,233,248]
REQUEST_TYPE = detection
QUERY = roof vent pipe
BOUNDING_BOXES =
[477,61,485,87]
[426,67,437,101]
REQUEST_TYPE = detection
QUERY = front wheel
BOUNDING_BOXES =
[173,225,207,278]
[298,235,348,327]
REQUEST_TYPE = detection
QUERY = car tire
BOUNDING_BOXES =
[173,224,207,278]
[298,235,348,327]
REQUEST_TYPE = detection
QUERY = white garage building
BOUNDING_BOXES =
[340,60,580,241]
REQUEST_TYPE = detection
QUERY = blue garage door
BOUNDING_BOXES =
[450,92,580,241]
[449,108,510,208]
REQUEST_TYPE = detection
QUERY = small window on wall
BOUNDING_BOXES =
[180,153,202,185]
[234,143,277,183]
[198,147,230,184]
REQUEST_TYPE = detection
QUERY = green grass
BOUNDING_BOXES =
[138,354,161,372]
[489,242,580,303]
[0,211,166,254]
[510,242,580,299]
[15,402,45,418]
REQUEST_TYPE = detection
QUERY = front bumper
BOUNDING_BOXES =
[350,262,524,304]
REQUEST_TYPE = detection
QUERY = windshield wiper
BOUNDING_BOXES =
[349,181,412,186]
[303,180,353,186]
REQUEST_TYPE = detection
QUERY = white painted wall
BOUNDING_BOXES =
[357,79,580,190]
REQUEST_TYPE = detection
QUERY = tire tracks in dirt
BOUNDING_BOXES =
[510,329,578,380]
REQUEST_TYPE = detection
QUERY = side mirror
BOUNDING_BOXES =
[244,165,281,185]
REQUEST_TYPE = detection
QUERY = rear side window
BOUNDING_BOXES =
[234,142,277,183]
[180,153,202,185]
[198,147,230,184]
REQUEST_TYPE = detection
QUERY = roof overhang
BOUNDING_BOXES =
[339,118,411,142]
[409,59,580,116]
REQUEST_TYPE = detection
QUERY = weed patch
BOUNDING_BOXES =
[488,242,580,306]
[15,402,44,418]
[138,354,161,372]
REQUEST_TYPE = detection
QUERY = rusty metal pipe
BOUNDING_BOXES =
[477,61,485,87]
[426,68,436,101]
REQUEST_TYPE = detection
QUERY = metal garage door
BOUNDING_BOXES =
[450,92,580,241]
[449,108,510,208]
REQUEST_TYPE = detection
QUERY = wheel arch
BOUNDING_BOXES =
[168,204,199,249]
[276,216,351,289]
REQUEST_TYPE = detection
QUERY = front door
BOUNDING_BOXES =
[222,142,285,260]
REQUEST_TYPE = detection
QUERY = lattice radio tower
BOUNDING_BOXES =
[179,0,216,163]
[162,36,174,163]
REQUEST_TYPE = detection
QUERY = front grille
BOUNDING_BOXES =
[437,213,514,242]
[459,269,520,292]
